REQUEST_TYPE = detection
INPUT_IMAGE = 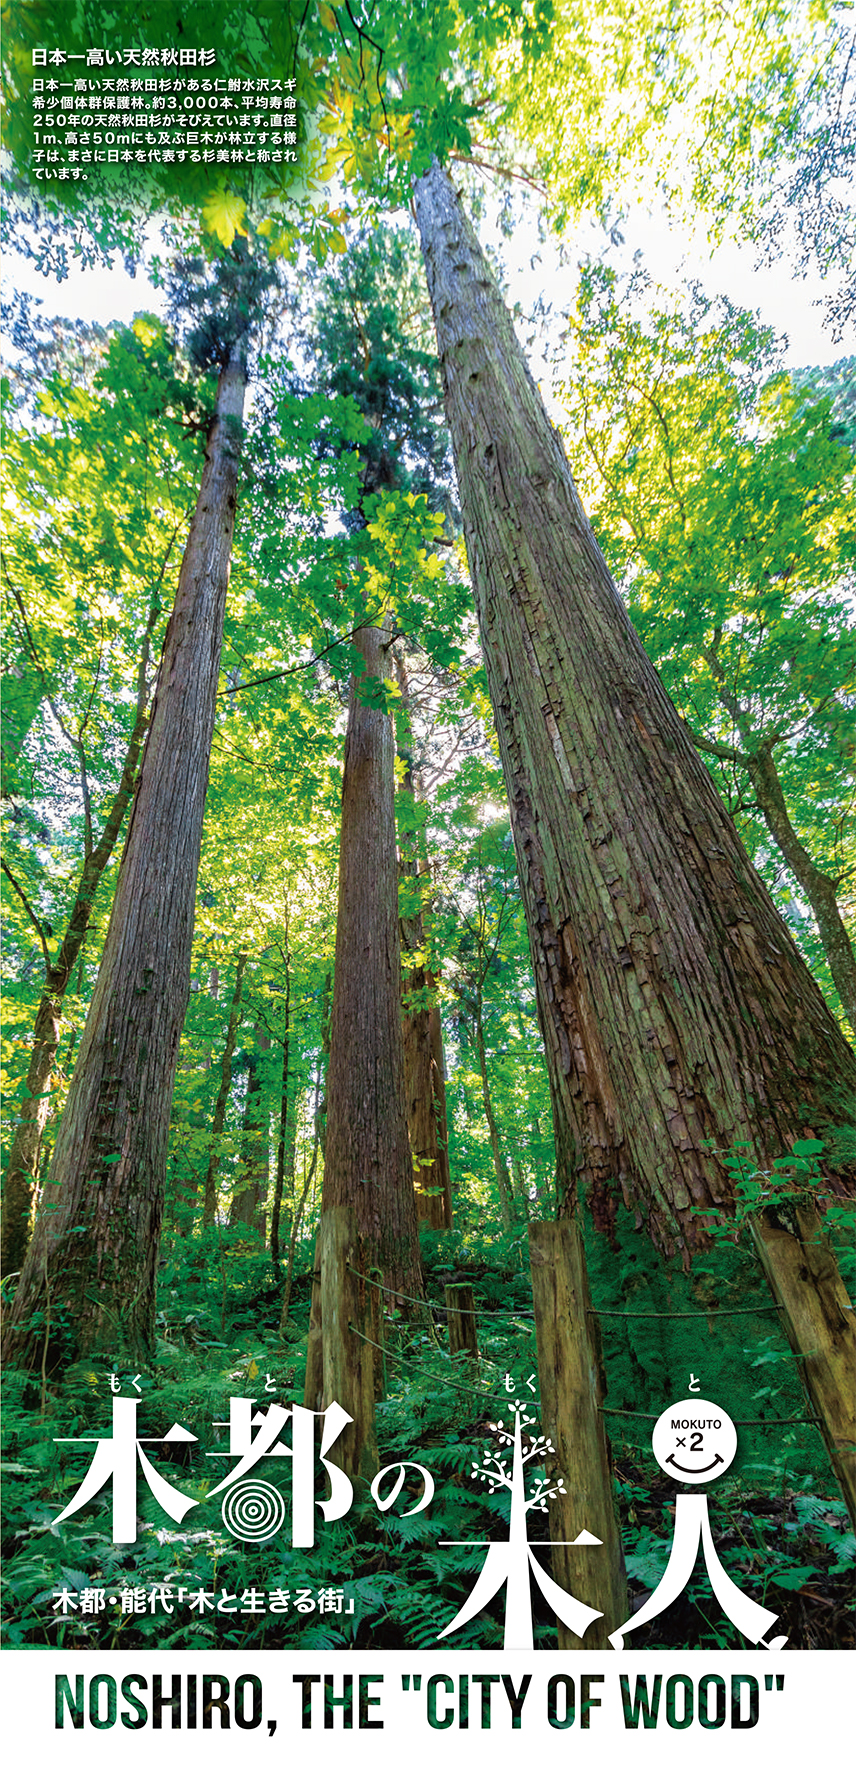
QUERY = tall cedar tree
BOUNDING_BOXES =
[413,160,856,1521]
[555,277,856,1027]
[320,619,422,1296]
[395,651,454,1229]
[315,234,455,1314]
[313,229,455,1229]
[0,628,153,1277]
[1,324,197,1274]
[3,258,255,1369]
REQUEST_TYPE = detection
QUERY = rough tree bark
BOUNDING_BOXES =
[320,622,422,1299]
[531,1113,551,1206]
[411,1004,454,1228]
[3,332,248,1368]
[202,953,247,1227]
[530,1219,627,1646]
[0,604,159,1277]
[396,655,454,1230]
[413,160,856,1522]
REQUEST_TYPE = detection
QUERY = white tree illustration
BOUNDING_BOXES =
[437,1399,603,1648]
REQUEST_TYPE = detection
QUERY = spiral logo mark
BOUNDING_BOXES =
[221,1478,286,1543]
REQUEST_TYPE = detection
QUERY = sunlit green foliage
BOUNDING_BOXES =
[1,317,207,1101]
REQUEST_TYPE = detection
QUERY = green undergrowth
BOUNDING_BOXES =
[1,1217,853,1650]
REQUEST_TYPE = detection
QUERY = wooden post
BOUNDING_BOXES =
[446,1283,478,1358]
[529,1218,628,1648]
[750,1207,856,1527]
[320,1206,378,1486]
[302,1228,324,1411]
[367,1265,386,1401]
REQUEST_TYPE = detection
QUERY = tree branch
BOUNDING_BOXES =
[1,857,52,973]
[687,728,746,765]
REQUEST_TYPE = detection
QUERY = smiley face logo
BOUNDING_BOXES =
[651,1397,737,1485]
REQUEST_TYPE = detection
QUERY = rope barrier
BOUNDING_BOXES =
[590,1305,780,1318]
[344,1264,532,1318]
[343,1330,821,1425]
[346,1263,539,1317]
[344,1266,441,1312]
[347,1324,510,1402]
[343,1265,779,1323]
[340,1272,819,1426]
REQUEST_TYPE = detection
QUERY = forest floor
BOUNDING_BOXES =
[2,1238,854,1651]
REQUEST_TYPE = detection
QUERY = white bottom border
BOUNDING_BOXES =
[1,1647,850,1786]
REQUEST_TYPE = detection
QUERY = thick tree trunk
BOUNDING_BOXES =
[413,161,856,1509]
[397,821,454,1232]
[1,988,63,1282]
[3,338,248,1368]
[300,976,332,1386]
[445,1282,478,1356]
[530,1219,628,1646]
[750,1205,856,1524]
[202,952,247,1227]
[229,1026,270,1232]
[321,623,422,1299]
[314,968,333,1153]
[1,636,153,1277]
[395,650,453,1229]
[303,1226,324,1410]
[320,1206,379,1485]
[401,911,454,1230]
[531,1112,552,1206]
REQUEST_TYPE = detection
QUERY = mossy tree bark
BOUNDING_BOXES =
[413,159,856,1521]
[3,335,248,1369]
